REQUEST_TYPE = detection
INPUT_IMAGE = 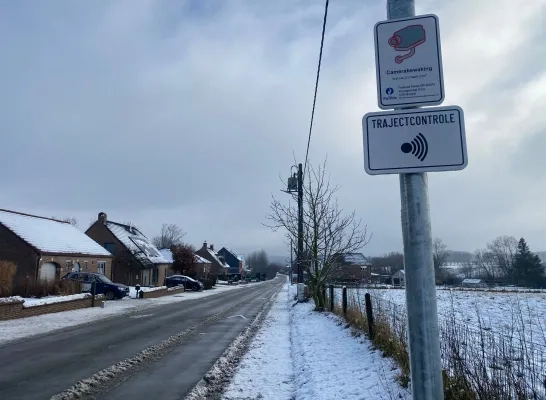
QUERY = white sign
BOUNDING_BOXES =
[374,14,444,109]
[362,106,467,175]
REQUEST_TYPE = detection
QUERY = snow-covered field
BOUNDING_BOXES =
[0,284,255,345]
[223,283,410,400]
[335,287,546,397]
[342,287,546,344]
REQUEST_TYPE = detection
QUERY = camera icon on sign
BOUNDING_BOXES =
[388,24,426,64]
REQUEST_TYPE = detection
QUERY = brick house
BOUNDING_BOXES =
[195,242,229,277]
[0,209,113,282]
[331,252,371,283]
[158,249,212,280]
[86,212,171,286]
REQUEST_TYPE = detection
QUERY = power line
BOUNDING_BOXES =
[303,0,330,179]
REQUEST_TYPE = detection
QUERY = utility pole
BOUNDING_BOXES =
[290,239,294,285]
[297,163,304,284]
[387,0,444,399]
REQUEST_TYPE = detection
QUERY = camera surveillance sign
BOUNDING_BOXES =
[374,14,444,109]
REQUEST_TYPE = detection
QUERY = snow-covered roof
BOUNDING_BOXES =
[462,278,484,284]
[0,209,112,256]
[106,221,170,264]
[205,247,225,266]
[158,249,173,263]
[338,253,369,265]
[159,248,209,264]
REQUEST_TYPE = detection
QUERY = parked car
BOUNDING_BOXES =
[165,275,204,291]
[61,272,129,300]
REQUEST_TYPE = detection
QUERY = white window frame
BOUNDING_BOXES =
[97,261,106,275]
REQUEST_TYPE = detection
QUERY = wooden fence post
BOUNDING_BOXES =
[342,286,347,317]
[329,284,334,312]
[365,292,375,339]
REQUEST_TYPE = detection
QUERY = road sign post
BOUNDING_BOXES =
[360,0,452,399]
[375,14,444,109]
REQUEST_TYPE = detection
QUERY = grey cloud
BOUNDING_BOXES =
[0,0,545,258]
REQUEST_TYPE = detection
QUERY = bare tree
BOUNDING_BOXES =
[460,261,474,278]
[52,216,78,227]
[152,224,186,250]
[266,159,372,310]
[432,237,449,282]
[486,235,517,280]
[472,249,497,280]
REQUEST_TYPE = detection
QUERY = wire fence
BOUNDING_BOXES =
[326,286,546,400]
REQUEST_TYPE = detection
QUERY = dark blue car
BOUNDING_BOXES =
[61,272,130,300]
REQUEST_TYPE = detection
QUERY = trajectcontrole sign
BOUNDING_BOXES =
[362,106,467,175]
[375,14,444,109]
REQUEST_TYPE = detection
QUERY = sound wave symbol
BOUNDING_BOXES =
[401,133,428,162]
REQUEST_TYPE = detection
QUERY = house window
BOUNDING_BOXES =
[152,267,159,285]
[65,260,72,271]
[83,261,88,272]
[97,261,106,275]
[104,243,116,254]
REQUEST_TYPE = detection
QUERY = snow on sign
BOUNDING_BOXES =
[362,106,467,175]
[374,14,444,109]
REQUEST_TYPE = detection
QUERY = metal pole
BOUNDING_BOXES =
[297,163,304,284]
[388,1,444,399]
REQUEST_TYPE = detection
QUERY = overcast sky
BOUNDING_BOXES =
[0,0,544,258]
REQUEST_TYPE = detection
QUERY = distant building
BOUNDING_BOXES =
[462,278,487,288]
[331,252,371,282]
[391,270,405,287]
[195,242,229,277]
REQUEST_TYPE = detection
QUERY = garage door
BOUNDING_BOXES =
[40,262,56,281]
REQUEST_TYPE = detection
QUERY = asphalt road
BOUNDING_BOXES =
[0,278,284,400]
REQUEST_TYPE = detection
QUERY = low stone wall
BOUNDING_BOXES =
[0,294,105,321]
[141,286,185,299]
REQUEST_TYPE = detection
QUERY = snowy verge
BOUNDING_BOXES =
[290,285,411,400]
[222,283,294,400]
[0,296,24,304]
[23,293,92,307]
[185,284,283,400]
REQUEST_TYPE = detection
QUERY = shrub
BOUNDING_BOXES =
[0,261,17,297]
[10,277,81,298]
[201,279,214,290]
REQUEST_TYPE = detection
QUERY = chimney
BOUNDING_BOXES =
[98,212,107,225]
[209,244,214,251]
[203,241,207,249]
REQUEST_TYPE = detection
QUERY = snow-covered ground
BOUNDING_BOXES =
[223,283,410,400]
[341,288,546,344]
[22,293,91,307]
[0,284,254,345]
[223,283,294,400]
